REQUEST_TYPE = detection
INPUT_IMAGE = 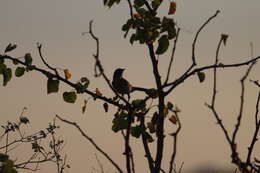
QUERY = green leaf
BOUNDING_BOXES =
[24,53,32,65]
[167,101,174,110]
[156,35,169,55]
[112,113,129,132]
[63,91,77,103]
[151,112,159,125]
[132,99,146,110]
[3,68,12,86]
[151,0,161,10]
[15,67,25,77]
[197,72,205,83]
[134,0,145,7]
[106,0,121,8]
[221,34,229,46]
[145,88,158,98]
[0,63,7,74]
[147,122,156,133]
[0,153,9,162]
[130,125,144,138]
[130,34,137,44]
[0,58,4,64]
[20,116,30,124]
[47,78,60,94]
[5,44,17,53]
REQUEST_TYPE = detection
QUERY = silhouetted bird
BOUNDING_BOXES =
[112,68,147,100]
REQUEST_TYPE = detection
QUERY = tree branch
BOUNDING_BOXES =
[192,10,220,66]
[164,28,181,85]
[169,112,182,173]
[164,56,260,96]
[246,91,260,165]
[55,114,124,173]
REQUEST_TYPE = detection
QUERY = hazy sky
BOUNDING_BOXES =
[0,0,260,172]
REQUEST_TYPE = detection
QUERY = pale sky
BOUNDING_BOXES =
[0,0,260,172]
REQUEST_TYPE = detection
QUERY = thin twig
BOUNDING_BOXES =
[169,112,182,173]
[246,91,260,164]
[192,10,220,66]
[164,55,260,96]
[37,43,58,75]
[95,154,105,173]
[231,60,257,144]
[164,28,181,85]
[87,21,130,106]
[55,114,124,173]
[126,0,133,19]
[140,116,154,172]
[1,54,128,110]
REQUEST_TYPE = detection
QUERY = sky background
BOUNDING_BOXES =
[0,0,260,172]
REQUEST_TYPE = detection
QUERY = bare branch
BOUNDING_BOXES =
[192,10,220,66]
[126,0,134,19]
[95,154,105,173]
[164,56,260,96]
[231,60,257,144]
[87,21,130,105]
[55,114,124,173]
[169,112,182,173]
[164,28,181,85]
[37,43,59,75]
[246,91,260,164]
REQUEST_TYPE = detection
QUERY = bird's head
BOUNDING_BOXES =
[113,68,125,80]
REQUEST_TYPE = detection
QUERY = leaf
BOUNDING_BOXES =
[169,115,177,124]
[82,99,88,114]
[24,53,32,65]
[0,153,9,162]
[167,101,174,110]
[221,34,229,46]
[156,35,169,55]
[95,88,102,96]
[0,63,7,74]
[0,58,4,64]
[3,68,12,86]
[106,0,121,8]
[132,99,146,110]
[130,34,137,44]
[151,0,161,10]
[164,107,169,116]
[103,102,109,112]
[15,67,25,77]
[145,88,158,98]
[63,91,77,103]
[47,78,60,94]
[12,59,19,65]
[134,0,145,7]
[64,69,72,80]
[5,44,17,53]
[151,112,159,125]
[168,1,176,15]
[147,122,156,133]
[112,113,129,132]
[197,72,205,83]
[20,116,30,124]
[130,125,143,138]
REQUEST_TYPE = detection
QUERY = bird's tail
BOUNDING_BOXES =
[132,86,147,92]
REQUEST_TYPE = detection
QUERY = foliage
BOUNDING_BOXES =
[0,0,260,173]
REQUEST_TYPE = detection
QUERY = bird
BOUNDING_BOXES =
[112,68,147,100]
[112,68,132,100]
